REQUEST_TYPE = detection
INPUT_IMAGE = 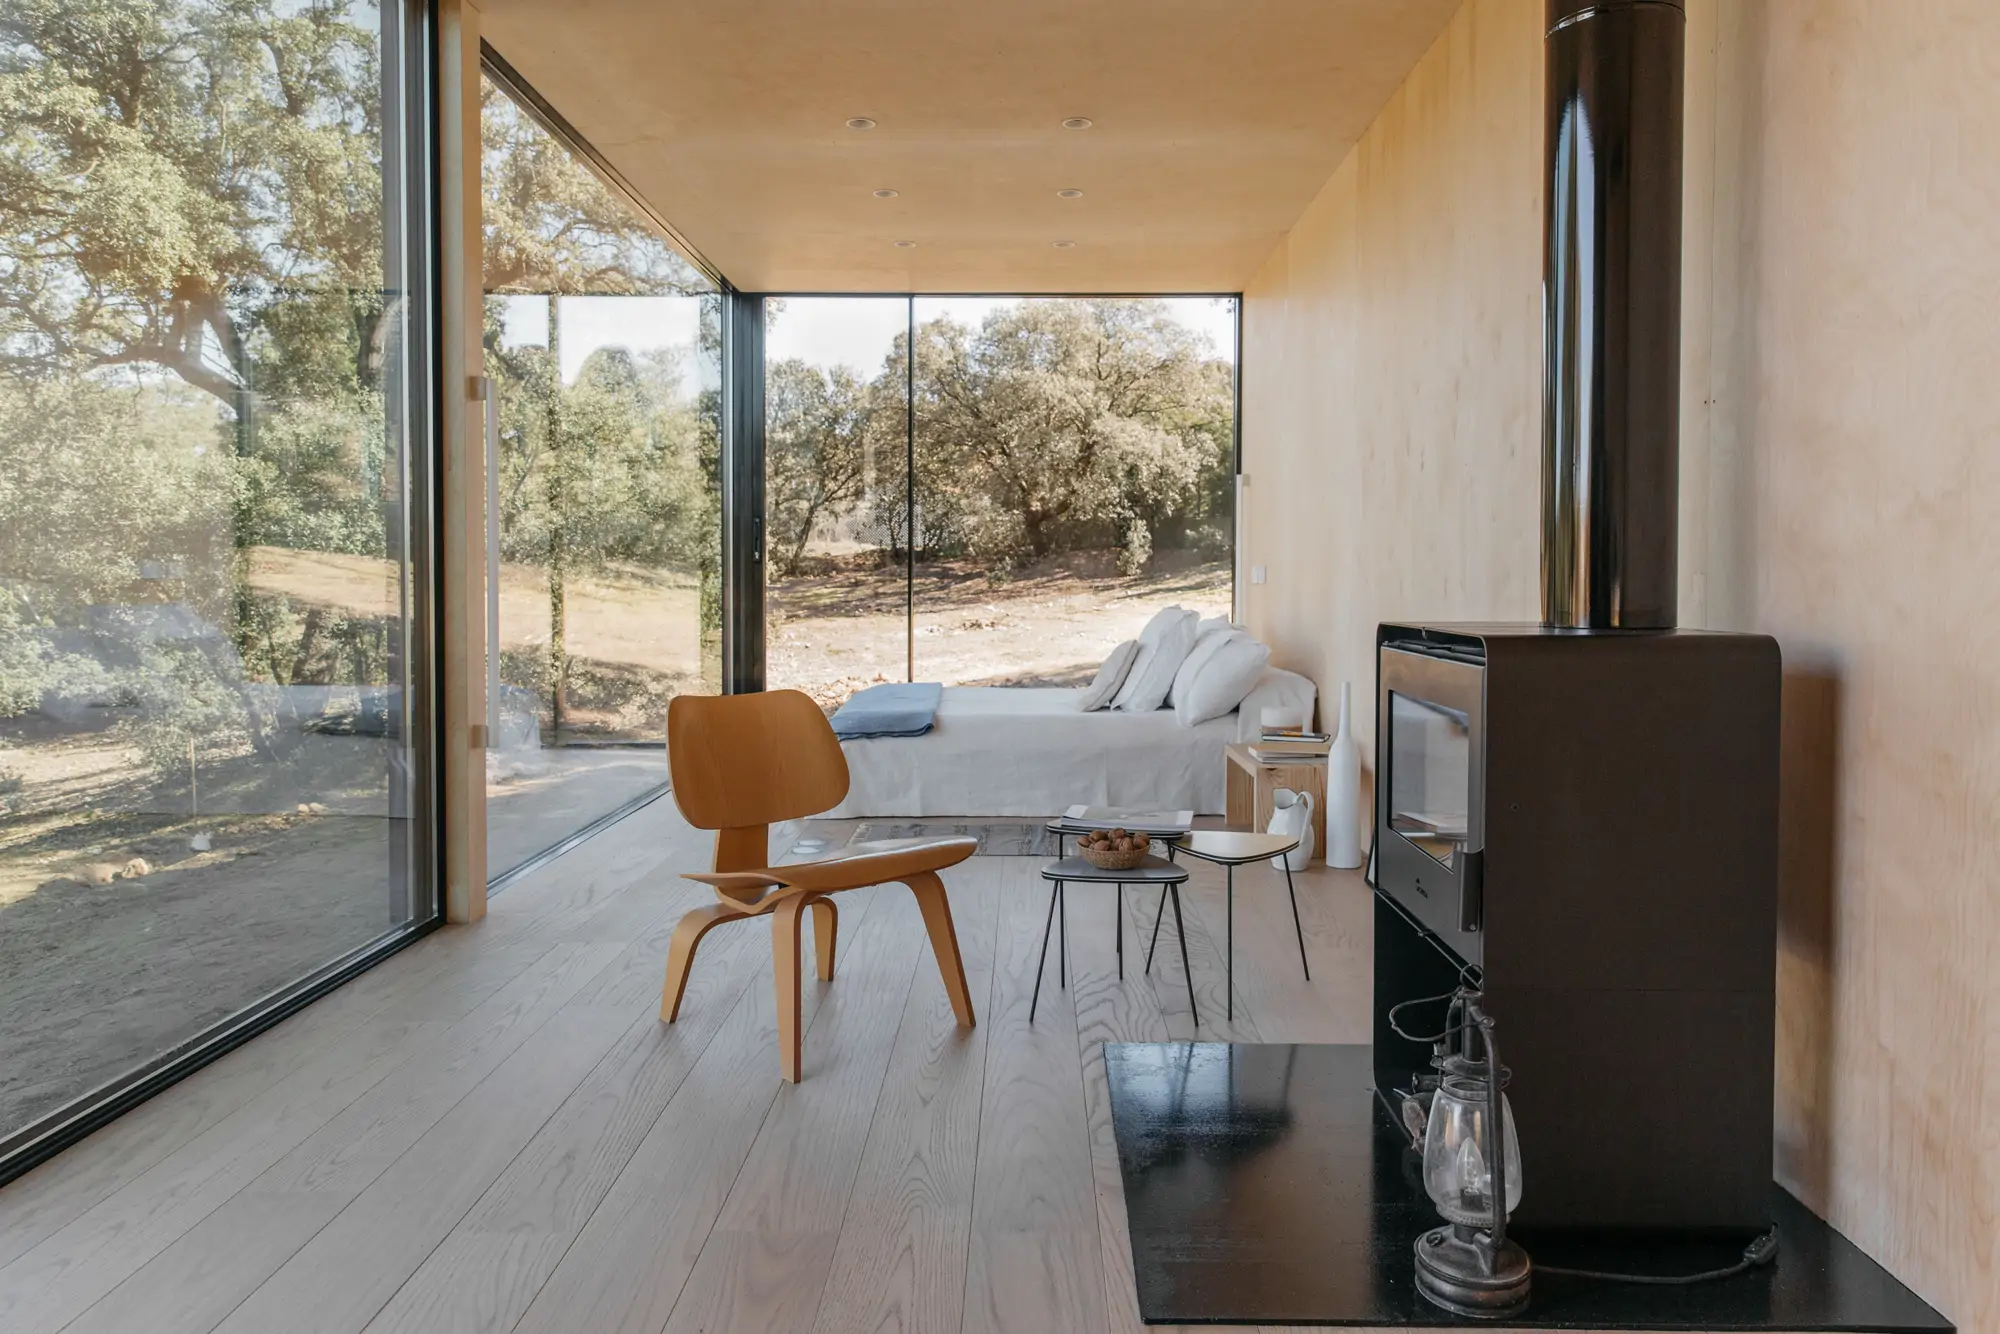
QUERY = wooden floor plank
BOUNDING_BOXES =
[1068,880,1177,1334]
[0,810,1368,1334]
[359,904,763,1334]
[658,884,928,1332]
[50,886,673,1334]
[0,937,585,1334]
[196,890,714,1334]
[506,889,884,1334]
[809,862,1002,1334]
[962,863,1107,1334]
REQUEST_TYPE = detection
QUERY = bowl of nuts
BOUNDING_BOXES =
[1076,828,1153,870]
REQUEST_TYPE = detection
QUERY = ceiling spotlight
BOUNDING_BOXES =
[1061,117,1093,130]
[894,239,918,249]
[873,188,900,198]
[1052,240,1077,249]
[845,117,877,130]
[1056,188,1084,199]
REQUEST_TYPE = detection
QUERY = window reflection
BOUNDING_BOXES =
[0,0,429,1144]
[479,72,721,881]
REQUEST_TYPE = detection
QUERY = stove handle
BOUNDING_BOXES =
[1458,849,1484,933]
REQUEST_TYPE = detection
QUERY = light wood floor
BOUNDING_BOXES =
[0,801,1374,1334]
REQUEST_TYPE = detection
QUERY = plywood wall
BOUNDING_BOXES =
[1241,0,1542,731]
[1240,0,2000,1327]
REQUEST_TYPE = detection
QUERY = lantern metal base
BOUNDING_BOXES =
[1414,1225,1532,1320]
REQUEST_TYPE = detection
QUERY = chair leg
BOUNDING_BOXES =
[773,895,811,1082]
[906,871,976,1028]
[810,896,838,981]
[660,904,737,1023]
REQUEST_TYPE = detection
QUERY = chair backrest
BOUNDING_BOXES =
[667,689,850,834]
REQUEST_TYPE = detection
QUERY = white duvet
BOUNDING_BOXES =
[826,669,1315,819]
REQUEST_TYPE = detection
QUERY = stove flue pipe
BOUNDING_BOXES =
[1541,0,1685,629]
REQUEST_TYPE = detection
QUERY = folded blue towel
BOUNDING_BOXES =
[830,682,944,739]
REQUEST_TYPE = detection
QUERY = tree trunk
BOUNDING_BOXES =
[546,294,567,738]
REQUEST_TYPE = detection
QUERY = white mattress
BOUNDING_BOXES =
[827,687,1234,817]
[825,666,1317,819]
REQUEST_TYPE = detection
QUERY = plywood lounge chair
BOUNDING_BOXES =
[662,689,977,1081]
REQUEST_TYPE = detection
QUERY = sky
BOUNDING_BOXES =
[495,293,1238,388]
[495,294,707,389]
[766,296,1238,375]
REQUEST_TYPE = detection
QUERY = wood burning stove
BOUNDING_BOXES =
[1372,622,1780,1238]
[1372,2,1783,1239]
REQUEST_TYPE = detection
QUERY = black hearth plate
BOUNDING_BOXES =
[1105,1043,1952,1330]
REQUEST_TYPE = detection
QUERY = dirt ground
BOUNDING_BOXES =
[768,549,1232,708]
[249,546,706,742]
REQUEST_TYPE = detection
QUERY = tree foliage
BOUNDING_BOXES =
[0,0,417,777]
[764,299,1235,579]
[479,72,722,725]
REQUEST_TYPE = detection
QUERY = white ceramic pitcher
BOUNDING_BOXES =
[1267,788,1315,871]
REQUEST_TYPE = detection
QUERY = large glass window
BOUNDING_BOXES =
[763,298,911,705]
[481,71,721,880]
[765,297,1236,705]
[0,0,432,1152]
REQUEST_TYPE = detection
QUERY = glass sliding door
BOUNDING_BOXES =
[481,70,721,880]
[0,0,434,1158]
[763,298,913,708]
[908,297,1237,687]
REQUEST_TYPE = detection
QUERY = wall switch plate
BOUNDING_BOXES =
[1251,565,1268,585]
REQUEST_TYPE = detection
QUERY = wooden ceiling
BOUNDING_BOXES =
[478,0,1463,293]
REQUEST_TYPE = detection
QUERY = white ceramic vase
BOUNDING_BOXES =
[1326,681,1363,869]
[1267,788,1315,871]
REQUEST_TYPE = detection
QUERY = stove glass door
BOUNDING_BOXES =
[1388,691,1472,870]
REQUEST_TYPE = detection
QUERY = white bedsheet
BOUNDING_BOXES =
[826,669,1316,818]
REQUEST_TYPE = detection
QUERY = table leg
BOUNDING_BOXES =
[1031,879,1059,1022]
[1227,864,1235,1023]
[1116,885,1124,979]
[1145,886,1167,971]
[1283,860,1310,980]
[1058,880,1067,989]
[1168,884,1198,1028]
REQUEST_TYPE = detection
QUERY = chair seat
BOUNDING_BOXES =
[683,835,978,905]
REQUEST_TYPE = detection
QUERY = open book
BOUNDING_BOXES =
[1060,806,1194,836]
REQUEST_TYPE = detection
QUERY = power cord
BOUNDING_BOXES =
[1535,1230,1780,1285]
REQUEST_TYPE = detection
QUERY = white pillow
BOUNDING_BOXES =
[1113,609,1201,711]
[1175,633,1273,727]
[1136,604,1188,648]
[1107,606,1187,711]
[1168,626,1238,707]
[1197,615,1236,637]
[1077,639,1139,712]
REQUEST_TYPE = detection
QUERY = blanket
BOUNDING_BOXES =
[829,681,943,739]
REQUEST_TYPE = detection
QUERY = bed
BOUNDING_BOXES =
[825,668,1316,818]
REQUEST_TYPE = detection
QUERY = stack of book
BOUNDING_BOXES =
[1060,806,1193,836]
[1248,730,1331,765]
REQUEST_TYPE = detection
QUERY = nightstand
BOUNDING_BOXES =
[1224,741,1326,862]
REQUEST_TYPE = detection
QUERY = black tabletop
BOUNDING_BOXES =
[1040,854,1190,884]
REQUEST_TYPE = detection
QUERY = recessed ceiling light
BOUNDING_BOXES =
[1052,240,1077,249]
[894,239,918,248]
[873,188,900,198]
[846,117,877,130]
[1061,117,1093,130]
[1056,188,1084,199]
